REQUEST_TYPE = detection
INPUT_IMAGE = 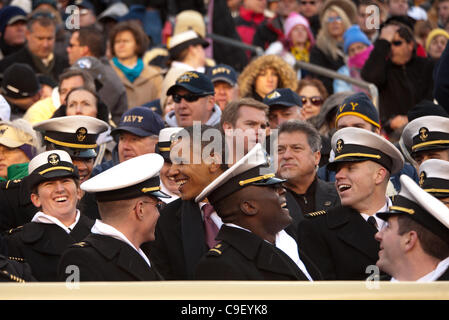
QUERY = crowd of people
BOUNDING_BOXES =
[0,0,448,285]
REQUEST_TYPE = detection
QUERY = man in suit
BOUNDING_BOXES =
[4,150,94,281]
[277,120,340,224]
[375,175,449,281]
[299,127,404,280]
[194,143,321,280]
[147,124,228,279]
[58,153,168,281]
[0,11,69,82]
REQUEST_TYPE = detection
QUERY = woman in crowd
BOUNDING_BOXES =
[426,28,449,61]
[237,54,297,101]
[109,20,163,109]
[309,0,356,94]
[265,12,315,79]
[297,78,328,120]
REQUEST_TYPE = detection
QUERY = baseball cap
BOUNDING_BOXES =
[111,106,165,137]
[167,71,214,96]
[208,64,238,86]
[263,88,302,108]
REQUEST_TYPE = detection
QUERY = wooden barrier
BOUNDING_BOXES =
[1,281,448,300]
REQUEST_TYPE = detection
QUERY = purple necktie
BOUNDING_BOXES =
[202,203,219,248]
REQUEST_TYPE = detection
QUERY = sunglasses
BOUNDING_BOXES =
[391,40,404,46]
[172,93,206,103]
[300,96,324,106]
[300,1,316,4]
[327,16,342,23]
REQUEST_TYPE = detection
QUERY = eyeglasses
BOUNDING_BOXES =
[327,16,342,23]
[300,96,324,106]
[300,1,316,4]
[172,93,206,103]
[391,40,404,46]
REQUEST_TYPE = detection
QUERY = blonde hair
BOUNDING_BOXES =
[316,6,352,61]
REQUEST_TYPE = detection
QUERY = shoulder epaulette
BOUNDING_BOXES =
[8,256,25,263]
[7,225,23,235]
[206,243,227,257]
[0,270,25,283]
[305,210,327,218]
[2,179,22,190]
[71,241,90,248]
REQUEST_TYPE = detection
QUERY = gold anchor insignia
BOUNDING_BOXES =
[336,139,344,153]
[419,127,429,141]
[76,127,87,142]
[419,171,426,187]
[48,153,60,165]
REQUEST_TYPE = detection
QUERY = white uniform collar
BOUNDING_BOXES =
[91,219,151,268]
[390,257,449,282]
[31,210,80,234]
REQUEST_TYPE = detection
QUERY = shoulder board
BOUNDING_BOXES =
[4,179,22,190]
[0,270,25,283]
[8,256,25,263]
[7,225,23,235]
[71,241,90,248]
[304,210,327,218]
[206,242,227,257]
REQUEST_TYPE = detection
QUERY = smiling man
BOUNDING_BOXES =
[146,124,228,279]
[165,71,221,128]
[194,143,321,280]
[298,127,404,280]
[4,150,94,281]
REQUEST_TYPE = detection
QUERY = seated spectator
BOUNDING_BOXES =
[334,25,373,93]
[238,54,297,101]
[0,63,41,120]
[0,119,39,181]
[263,88,304,128]
[296,78,328,120]
[265,12,315,79]
[298,0,324,36]
[309,0,357,94]
[109,20,163,109]
[235,0,267,52]
[208,64,240,111]
[361,21,435,136]
[0,6,27,60]
[426,28,449,61]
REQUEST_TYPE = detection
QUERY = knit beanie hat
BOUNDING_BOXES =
[343,25,371,54]
[425,28,449,52]
[283,12,315,46]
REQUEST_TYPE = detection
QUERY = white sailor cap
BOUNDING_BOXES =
[418,159,449,199]
[81,153,170,202]
[155,127,183,162]
[33,116,109,158]
[28,150,79,188]
[195,143,284,204]
[402,115,449,155]
[378,175,449,243]
[329,127,404,174]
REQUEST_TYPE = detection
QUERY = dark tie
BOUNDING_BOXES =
[202,203,219,248]
[367,216,378,232]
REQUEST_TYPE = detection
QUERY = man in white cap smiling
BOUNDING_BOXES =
[299,127,405,280]
[375,175,449,281]
[4,150,93,281]
[58,153,169,281]
[194,143,322,280]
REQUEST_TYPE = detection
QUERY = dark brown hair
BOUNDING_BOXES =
[109,20,149,58]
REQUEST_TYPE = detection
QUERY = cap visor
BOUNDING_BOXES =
[212,77,235,86]
[167,84,208,96]
[111,126,152,137]
[150,190,172,199]
[0,137,24,148]
[251,176,286,186]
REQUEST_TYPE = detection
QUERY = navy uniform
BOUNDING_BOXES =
[33,115,110,220]
[0,255,35,282]
[58,153,169,281]
[402,115,449,160]
[418,159,449,201]
[4,150,94,281]
[377,175,449,281]
[194,144,322,280]
[299,127,404,280]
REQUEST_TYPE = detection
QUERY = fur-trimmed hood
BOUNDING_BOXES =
[237,54,298,99]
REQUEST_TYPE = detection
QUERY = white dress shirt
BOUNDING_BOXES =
[31,210,81,234]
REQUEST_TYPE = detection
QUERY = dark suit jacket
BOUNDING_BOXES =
[298,205,380,280]
[4,215,94,281]
[0,46,69,82]
[144,199,208,280]
[58,234,163,281]
[195,225,322,280]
